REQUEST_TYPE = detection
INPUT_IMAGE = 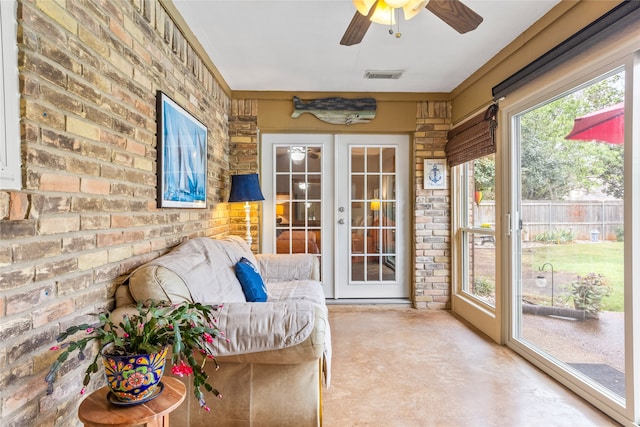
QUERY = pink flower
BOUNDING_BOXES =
[204,406,211,412]
[50,346,60,351]
[203,333,214,343]
[80,387,86,395]
[171,361,193,377]
[123,333,129,338]
[86,327,94,334]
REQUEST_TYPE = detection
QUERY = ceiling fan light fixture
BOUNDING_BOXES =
[370,0,396,25]
[402,0,429,20]
[352,0,376,16]
[385,0,410,7]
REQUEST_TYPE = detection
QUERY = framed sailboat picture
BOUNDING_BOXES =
[157,91,207,208]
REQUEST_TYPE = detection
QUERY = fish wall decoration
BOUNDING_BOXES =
[291,96,376,125]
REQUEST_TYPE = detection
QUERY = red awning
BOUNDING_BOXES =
[565,103,624,145]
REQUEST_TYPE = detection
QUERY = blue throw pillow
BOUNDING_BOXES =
[234,257,268,302]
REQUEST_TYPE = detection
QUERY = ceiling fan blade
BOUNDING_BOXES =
[426,0,483,34]
[340,2,377,46]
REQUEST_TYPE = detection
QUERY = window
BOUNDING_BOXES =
[0,0,21,190]
[456,155,496,307]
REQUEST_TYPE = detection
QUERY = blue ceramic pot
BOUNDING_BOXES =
[101,344,168,403]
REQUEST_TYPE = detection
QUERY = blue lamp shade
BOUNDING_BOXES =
[228,174,265,202]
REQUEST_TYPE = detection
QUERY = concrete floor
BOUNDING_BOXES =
[322,306,619,427]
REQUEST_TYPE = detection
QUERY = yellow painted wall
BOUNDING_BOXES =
[229,92,449,133]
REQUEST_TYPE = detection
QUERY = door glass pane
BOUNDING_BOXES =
[352,148,365,172]
[367,175,380,199]
[275,175,290,196]
[291,146,306,173]
[382,148,395,173]
[516,70,625,399]
[308,148,321,173]
[292,175,306,200]
[351,175,364,200]
[367,147,380,172]
[275,147,290,171]
[382,175,395,200]
[350,145,397,284]
[308,175,321,199]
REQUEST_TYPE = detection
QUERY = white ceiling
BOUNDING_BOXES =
[173,0,561,93]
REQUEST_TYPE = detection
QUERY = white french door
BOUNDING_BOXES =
[334,134,410,299]
[261,134,409,300]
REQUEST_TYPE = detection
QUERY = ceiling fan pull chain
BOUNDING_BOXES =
[389,8,402,38]
[388,8,394,34]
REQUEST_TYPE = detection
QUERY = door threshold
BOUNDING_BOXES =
[326,298,412,306]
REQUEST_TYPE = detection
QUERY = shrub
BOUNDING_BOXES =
[534,228,576,244]
[571,273,610,317]
[473,277,495,297]
[615,226,624,242]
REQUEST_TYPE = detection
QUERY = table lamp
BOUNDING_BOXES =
[228,173,265,247]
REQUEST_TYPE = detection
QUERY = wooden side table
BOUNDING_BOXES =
[78,376,186,427]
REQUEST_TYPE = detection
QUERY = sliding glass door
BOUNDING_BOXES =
[504,52,638,425]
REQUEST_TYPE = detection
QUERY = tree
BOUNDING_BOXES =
[474,155,495,192]
[519,72,624,200]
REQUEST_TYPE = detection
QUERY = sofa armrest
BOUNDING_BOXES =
[109,299,324,362]
[255,253,320,282]
[213,300,323,359]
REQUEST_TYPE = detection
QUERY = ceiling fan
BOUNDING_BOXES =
[340,0,483,46]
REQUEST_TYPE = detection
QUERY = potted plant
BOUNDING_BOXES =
[570,273,610,318]
[45,300,226,411]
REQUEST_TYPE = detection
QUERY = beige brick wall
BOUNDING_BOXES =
[0,1,231,425]
[228,99,262,252]
[414,101,452,309]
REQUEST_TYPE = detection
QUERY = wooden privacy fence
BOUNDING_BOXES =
[477,201,624,241]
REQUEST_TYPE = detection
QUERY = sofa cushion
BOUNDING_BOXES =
[266,279,326,307]
[256,253,320,283]
[128,236,251,304]
[235,257,268,302]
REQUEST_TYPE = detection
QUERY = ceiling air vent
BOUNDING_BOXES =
[364,70,403,80]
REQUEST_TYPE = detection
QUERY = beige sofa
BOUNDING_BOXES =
[111,235,331,426]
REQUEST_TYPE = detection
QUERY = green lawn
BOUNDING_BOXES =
[522,242,624,311]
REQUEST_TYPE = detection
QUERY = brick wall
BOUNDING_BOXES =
[0,1,231,425]
[414,101,452,309]
[228,99,262,252]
